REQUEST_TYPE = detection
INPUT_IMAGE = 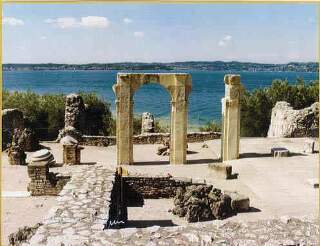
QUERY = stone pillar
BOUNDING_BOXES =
[114,82,134,165]
[64,93,86,131]
[61,135,83,165]
[27,149,58,196]
[170,99,188,164]
[221,74,241,161]
[141,112,155,134]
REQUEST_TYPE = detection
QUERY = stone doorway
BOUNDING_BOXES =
[113,73,192,165]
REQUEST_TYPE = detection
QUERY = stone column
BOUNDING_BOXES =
[141,112,155,134]
[170,99,187,164]
[61,135,83,165]
[64,93,86,131]
[114,82,134,165]
[221,74,241,161]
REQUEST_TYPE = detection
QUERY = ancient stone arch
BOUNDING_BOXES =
[113,73,192,165]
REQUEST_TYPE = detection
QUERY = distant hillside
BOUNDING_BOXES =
[3,61,318,72]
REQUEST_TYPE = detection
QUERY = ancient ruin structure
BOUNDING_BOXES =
[2,108,24,150]
[12,128,39,152]
[8,145,26,166]
[268,101,319,138]
[61,135,83,165]
[141,112,155,134]
[303,139,315,154]
[113,73,192,165]
[271,147,290,157]
[27,149,69,196]
[64,93,86,130]
[221,75,242,161]
[56,94,86,142]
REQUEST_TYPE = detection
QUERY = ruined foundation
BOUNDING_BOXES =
[61,136,83,165]
[27,150,69,196]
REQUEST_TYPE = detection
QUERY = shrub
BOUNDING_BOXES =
[199,121,221,132]
[2,90,114,140]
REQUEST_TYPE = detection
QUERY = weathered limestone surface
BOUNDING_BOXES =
[8,144,26,166]
[268,101,319,138]
[56,94,86,142]
[23,217,320,246]
[123,175,203,199]
[113,73,192,165]
[221,75,242,161]
[303,139,316,154]
[141,112,155,134]
[64,93,86,130]
[12,128,39,152]
[208,162,233,179]
[25,165,318,245]
[56,126,83,142]
[80,132,220,147]
[271,147,290,157]
[61,136,83,165]
[26,165,115,245]
[172,185,235,222]
[2,108,24,150]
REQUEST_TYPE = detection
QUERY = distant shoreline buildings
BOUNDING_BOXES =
[3,61,319,73]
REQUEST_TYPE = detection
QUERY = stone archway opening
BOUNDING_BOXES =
[113,73,192,165]
[133,82,171,135]
[132,83,171,163]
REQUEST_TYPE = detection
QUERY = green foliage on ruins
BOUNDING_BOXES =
[240,78,319,137]
[199,121,222,132]
[2,90,113,140]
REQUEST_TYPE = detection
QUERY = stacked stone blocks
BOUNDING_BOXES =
[61,135,83,165]
[27,150,69,196]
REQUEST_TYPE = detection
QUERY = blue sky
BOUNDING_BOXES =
[2,3,318,64]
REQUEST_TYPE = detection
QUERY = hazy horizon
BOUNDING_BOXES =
[2,60,318,65]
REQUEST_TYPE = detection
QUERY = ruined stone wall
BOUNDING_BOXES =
[123,176,205,199]
[64,94,86,131]
[27,164,69,196]
[2,108,24,150]
[80,132,221,147]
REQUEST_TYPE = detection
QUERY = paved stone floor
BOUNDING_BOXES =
[24,165,114,246]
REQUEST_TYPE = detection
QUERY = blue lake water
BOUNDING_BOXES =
[3,70,318,127]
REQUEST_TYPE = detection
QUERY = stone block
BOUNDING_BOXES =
[208,163,232,179]
[303,139,315,154]
[225,191,250,212]
[271,147,290,157]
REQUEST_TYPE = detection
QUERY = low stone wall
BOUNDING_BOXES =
[81,132,221,147]
[80,135,116,146]
[27,163,70,196]
[123,175,205,199]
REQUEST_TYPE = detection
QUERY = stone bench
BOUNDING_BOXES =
[271,147,290,157]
